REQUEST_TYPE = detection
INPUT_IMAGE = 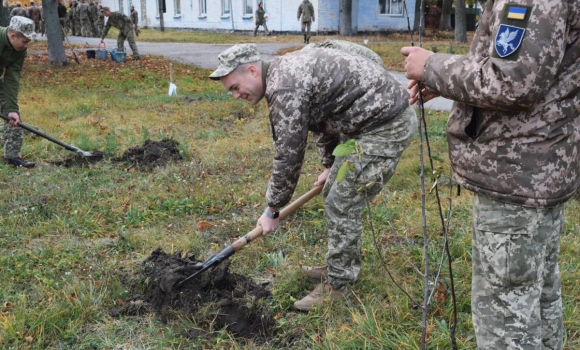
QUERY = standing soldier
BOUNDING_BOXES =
[57,0,67,35]
[100,7,140,60]
[9,3,27,20]
[95,5,104,38]
[88,0,98,37]
[129,5,139,36]
[253,2,269,37]
[297,0,314,44]
[27,1,40,33]
[0,16,36,168]
[72,1,82,36]
[77,0,91,37]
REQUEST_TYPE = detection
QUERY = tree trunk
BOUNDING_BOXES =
[454,0,467,43]
[339,0,352,36]
[42,0,68,66]
[158,0,164,32]
[439,0,452,30]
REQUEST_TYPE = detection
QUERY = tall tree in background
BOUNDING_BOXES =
[440,0,452,30]
[42,0,68,66]
[413,0,426,37]
[340,0,352,36]
[454,0,467,42]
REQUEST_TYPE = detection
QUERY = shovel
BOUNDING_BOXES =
[0,113,102,158]
[61,25,80,64]
[176,185,323,287]
[168,63,177,97]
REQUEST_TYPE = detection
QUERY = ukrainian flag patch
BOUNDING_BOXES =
[507,6,527,20]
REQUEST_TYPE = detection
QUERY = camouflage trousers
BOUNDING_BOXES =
[301,21,312,38]
[117,29,139,56]
[0,79,23,159]
[80,18,93,37]
[322,107,418,289]
[471,193,564,350]
[253,22,269,36]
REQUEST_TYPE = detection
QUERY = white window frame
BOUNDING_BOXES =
[243,0,253,16]
[199,0,207,17]
[174,0,181,16]
[118,0,125,14]
[379,0,404,15]
[221,0,232,17]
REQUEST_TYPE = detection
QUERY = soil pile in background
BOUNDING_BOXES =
[113,139,183,170]
[110,248,276,340]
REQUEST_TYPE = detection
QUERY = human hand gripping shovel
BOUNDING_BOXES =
[0,113,102,159]
[175,185,323,288]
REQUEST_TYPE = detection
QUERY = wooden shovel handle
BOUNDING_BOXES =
[230,185,323,252]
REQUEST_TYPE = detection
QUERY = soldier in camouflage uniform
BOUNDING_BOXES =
[95,5,104,38]
[303,39,384,68]
[210,43,417,311]
[0,16,36,168]
[77,0,91,37]
[402,1,580,349]
[253,2,269,37]
[9,3,27,20]
[88,0,98,37]
[100,7,139,60]
[72,1,81,36]
[297,0,314,44]
[130,5,139,36]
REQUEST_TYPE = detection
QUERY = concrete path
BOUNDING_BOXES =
[39,35,454,111]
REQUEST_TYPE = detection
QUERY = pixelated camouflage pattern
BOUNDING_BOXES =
[423,0,580,208]
[0,27,26,116]
[9,7,27,20]
[323,108,417,288]
[297,0,315,23]
[471,193,563,349]
[8,15,36,40]
[209,44,261,80]
[102,12,139,55]
[264,47,410,208]
[304,39,385,68]
[0,77,23,158]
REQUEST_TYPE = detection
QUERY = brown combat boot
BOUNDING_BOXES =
[293,281,348,311]
[302,265,328,284]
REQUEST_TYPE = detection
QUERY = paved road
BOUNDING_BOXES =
[39,35,454,111]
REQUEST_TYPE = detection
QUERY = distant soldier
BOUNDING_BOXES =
[57,0,67,34]
[100,7,140,60]
[72,1,82,36]
[66,1,75,34]
[88,0,98,37]
[297,0,315,44]
[77,0,91,37]
[130,5,138,36]
[253,2,269,37]
[9,3,27,20]
[95,5,104,37]
[27,0,41,33]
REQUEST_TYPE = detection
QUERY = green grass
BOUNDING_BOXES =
[1,37,578,349]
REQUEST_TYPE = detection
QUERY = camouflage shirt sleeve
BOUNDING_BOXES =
[423,0,569,111]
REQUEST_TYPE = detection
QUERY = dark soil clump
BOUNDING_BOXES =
[113,139,183,170]
[110,248,276,340]
[47,150,105,167]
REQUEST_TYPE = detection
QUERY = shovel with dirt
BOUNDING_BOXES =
[0,113,103,159]
[173,185,323,290]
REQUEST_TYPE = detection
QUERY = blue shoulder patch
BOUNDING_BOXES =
[494,24,526,58]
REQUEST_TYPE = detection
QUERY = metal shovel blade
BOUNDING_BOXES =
[0,113,102,159]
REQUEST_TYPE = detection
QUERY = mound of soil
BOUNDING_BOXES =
[111,248,276,340]
[47,150,105,167]
[114,139,183,170]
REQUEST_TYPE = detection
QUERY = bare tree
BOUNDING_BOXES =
[339,0,352,36]
[440,0,452,30]
[454,0,468,43]
[42,0,68,66]
[413,0,426,37]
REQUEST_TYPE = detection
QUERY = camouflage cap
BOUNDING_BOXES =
[209,44,261,80]
[8,16,36,40]
[102,6,110,11]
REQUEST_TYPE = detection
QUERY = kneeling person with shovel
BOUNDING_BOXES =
[210,44,417,311]
[0,16,36,168]
[100,7,140,60]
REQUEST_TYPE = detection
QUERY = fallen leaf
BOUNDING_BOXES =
[197,221,213,230]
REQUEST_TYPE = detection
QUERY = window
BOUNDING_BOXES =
[379,0,403,15]
[118,0,124,14]
[222,0,231,16]
[199,0,206,15]
[243,0,253,16]
[174,0,181,15]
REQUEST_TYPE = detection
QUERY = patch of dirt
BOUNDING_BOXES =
[48,139,183,169]
[110,248,276,340]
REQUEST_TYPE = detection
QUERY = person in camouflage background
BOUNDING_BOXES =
[402,0,580,348]
[253,2,269,37]
[210,43,417,311]
[0,16,36,168]
[88,0,98,37]
[95,5,104,38]
[130,5,139,37]
[72,1,81,36]
[77,0,91,37]
[297,0,315,44]
[100,7,139,60]
[9,3,27,20]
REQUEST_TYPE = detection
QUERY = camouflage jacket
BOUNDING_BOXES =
[9,7,28,19]
[0,27,26,115]
[101,12,132,38]
[88,3,98,22]
[297,0,314,23]
[423,0,580,208]
[77,2,89,20]
[264,48,409,208]
[130,9,138,26]
[255,6,266,25]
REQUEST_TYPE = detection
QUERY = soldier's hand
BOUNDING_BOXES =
[7,112,20,126]
[257,214,279,235]
[407,80,439,105]
[401,46,434,81]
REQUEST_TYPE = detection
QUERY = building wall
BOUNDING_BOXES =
[101,0,415,33]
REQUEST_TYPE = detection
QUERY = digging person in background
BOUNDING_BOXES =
[210,44,417,311]
[402,1,580,348]
[100,7,140,60]
[253,2,269,37]
[0,16,36,168]
[297,0,314,44]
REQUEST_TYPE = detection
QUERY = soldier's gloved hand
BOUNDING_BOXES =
[7,112,20,127]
